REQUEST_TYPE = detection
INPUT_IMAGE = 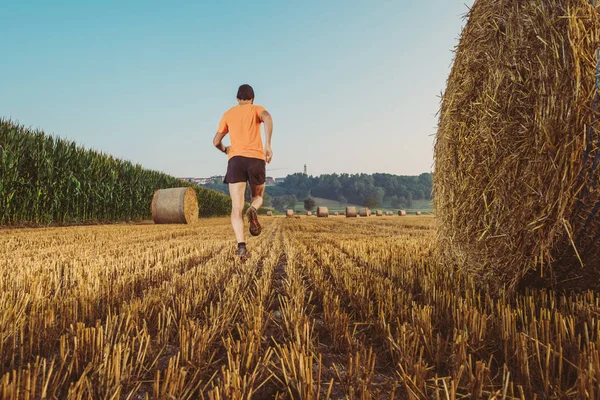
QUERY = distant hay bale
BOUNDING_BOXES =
[359,208,370,217]
[398,210,407,216]
[376,210,383,217]
[345,206,358,218]
[151,187,198,224]
[317,207,329,217]
[434,0,600,292]
[306,211,312,216]
[266,211,273,216]
[286,210,294,217]
[334,212,339,216]
[416,211,422,216]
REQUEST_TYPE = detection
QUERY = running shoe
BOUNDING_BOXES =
[246,206,262,236]
[237,246,250,260]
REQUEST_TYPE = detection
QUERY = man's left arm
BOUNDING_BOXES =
[260,110,273,163]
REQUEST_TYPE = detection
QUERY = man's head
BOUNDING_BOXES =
[237,84,255,103]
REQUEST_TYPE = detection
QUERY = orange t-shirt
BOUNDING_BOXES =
[217,104,266,160]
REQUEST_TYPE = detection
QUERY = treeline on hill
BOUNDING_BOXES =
[0,120,230,225]
[204,172,432,212]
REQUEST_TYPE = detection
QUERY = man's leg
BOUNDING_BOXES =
[246,183,265,237]
[229,182,246,244]
[250,183,265,210]
[245,159,266,237]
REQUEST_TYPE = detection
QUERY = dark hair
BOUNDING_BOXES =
[237,84,255,100]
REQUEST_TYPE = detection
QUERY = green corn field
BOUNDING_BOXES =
[0,120,230,225]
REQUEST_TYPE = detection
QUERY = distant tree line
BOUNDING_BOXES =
[267,173,431,209]
[202,172,432,212]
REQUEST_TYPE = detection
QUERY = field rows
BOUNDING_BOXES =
[0,217,600,399]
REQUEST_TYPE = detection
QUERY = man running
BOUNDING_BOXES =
[213,84,273,260]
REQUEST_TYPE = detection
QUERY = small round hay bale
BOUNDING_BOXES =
[376,210,383,217]
[266,211,273,216]
[434,0,600,291]
[306,211,312,216]
[415,211,422,216]
[358,208,370,217]
[398,210,407,216]
[317,206,329,217]
[286,210,294,217]
[345,206,358,218]
[151,187,198,224]
[334,212,339,216]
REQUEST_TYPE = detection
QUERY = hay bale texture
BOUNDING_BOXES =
[376,210,383,217]
[345,207,358,218]
[151,187,198,224]
[286,210,294,217]
[359,208,371,217]
[434,0,600,291]
[317,207,329,217]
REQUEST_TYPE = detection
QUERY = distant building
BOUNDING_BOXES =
[275,178,286,184]
[194,178,214,185]
[265,177,276,186]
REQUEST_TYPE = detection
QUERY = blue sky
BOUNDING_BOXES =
[1,0,474,178]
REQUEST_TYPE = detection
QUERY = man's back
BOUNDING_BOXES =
[212,83,273,260]
[219,104,266,161]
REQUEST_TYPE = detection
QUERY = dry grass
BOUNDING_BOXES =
[434,0,600,292]
[1,216,600,398]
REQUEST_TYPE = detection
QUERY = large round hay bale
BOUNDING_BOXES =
[286,210,294,217]
[345,206,358,218]
[376,210,383,217]
[317,206,329,217]
[359,208,370,217]
[434,0,600,291]
[398,210,407,216]
[266,211,273,216]
[151,187,198,224]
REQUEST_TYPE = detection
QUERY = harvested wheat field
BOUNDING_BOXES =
[1,216,600,399]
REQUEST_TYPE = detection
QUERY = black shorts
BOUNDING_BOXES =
[223,156,266,185]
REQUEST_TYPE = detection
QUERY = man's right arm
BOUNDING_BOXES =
[213,114,229,154]
[260,110,273,163]
[213,132,228,154]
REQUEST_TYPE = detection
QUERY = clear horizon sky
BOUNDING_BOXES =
[2,0,474,178]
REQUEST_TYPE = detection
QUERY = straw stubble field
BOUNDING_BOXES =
[1,216,600,399]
